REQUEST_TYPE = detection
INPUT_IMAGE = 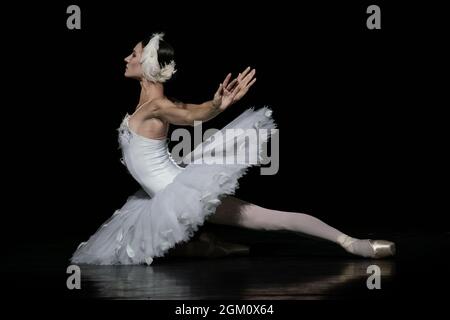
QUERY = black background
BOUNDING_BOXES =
[2,1,449,314]
[5,1,448,242]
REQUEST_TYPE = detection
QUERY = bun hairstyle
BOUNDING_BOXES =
[140,32,176,83]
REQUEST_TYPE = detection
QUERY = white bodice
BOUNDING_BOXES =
[118,114,184,197]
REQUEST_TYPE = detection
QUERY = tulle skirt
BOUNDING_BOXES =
[70,107,276,265]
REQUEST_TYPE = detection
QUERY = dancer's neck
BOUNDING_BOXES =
[137,80,165,108]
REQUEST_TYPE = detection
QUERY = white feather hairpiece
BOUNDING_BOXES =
[140,32,176,83]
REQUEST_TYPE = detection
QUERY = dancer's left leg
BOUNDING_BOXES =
[207,196,395,258]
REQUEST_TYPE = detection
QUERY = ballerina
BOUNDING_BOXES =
[70,33,395,265]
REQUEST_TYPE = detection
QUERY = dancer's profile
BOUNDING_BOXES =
[71,33,395,265]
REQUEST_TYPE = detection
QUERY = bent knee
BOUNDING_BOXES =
[207,196,252,226]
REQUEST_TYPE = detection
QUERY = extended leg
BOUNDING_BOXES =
[207,196,395,258]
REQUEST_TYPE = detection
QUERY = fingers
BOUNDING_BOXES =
[222,73,232,89]
[230,81,241,99]
[214,83,223,98]
[227,67,255,87]
[241,69,256,86]
[231,77,256,102]
[226,78,238,91]
[238,67,251,81]
[221,67,256,104]
[246,78,256,89]
[234,67,255,89]
[231,90,240,102]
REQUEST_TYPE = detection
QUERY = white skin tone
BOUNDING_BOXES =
[122,41,383,258]
[124,42,256,140]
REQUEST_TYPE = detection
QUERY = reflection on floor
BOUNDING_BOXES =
[4,225,449,300]
[75,257,396,300]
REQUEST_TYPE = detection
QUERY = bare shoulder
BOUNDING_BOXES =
[136,97,170,115]
[139,97,186,122]
[151,97,185,109]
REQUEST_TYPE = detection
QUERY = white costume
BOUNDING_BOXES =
[71,107,276,265]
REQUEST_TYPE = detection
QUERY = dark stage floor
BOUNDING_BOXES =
[3,226,449,300]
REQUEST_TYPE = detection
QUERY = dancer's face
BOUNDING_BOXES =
[124,42,144,80]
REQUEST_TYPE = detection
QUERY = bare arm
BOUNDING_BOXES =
[147,99,222,126]
[144,67,256,126]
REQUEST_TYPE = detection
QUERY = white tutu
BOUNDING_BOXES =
[71,107,276,265]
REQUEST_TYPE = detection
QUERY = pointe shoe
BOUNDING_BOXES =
[368,239,396,259]
[338,235,396,259]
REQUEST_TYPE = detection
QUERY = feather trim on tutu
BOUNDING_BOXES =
[70,107,276,265]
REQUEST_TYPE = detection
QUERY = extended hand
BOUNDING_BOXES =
[213,67,256,111]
